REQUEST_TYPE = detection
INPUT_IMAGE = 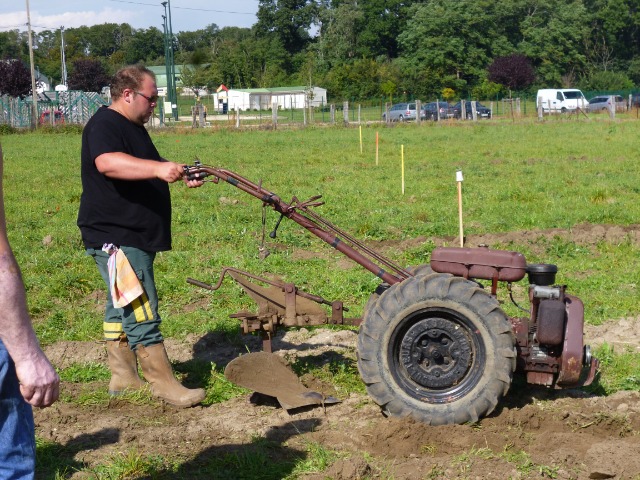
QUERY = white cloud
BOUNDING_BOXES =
[0,8,143,31]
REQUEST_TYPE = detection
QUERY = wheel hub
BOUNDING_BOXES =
[399,317,472,389]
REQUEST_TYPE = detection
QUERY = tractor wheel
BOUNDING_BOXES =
[362,265,434,320]
[357,273,515,425]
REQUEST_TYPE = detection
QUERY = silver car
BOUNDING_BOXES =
[382,102,424,122]
[587,95,627,113]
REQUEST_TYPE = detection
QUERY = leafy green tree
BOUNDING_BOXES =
[583,0,640,68]
[471,79,503,100]
[0,30,27,60]
[176,24,219,55]
[578,70,635,90]
[355,0,414,59]
[627,57,640,85]
[518,0,590,86]
[76,24,133,58]
[205,27,261,89]
[179,64,212,101]
[398,0,503,95]
[314,1,363,70]
[255,0,316,55]
[324,58,388,100]
[123,27,164,65]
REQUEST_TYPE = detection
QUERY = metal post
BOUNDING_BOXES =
[167,0,178,120]
[60,26,67,87]
[162,2,174,122]
[26,0,38,129]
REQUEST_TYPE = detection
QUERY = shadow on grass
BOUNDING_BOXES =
[153,418,319,480]
[36,427,121,479]
[38,419,319,479]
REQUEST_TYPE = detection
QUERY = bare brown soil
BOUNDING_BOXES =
[35,225,640,479]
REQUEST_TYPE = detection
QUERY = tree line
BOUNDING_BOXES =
[1,0,639,101]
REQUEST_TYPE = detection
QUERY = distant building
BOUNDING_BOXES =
[211,86,328,112]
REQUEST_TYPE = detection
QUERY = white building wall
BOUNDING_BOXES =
[210,87,328,111]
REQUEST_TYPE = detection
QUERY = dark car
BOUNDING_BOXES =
[422,101,451,121]
[452,101,491,119]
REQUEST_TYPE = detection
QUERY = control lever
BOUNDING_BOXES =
[269,214,285,238]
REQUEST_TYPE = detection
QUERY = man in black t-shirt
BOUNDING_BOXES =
[78,65,205,408]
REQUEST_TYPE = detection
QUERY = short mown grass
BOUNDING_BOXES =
[3,116,640,478]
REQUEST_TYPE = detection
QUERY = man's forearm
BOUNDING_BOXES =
[95,152,164,180]
[0,251,43,362]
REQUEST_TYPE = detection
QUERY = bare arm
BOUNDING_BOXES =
[95,152,185,182]
[0,145,59,408]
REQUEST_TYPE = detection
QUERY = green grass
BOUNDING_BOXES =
[6,119,639,332]
[3,117,640,478]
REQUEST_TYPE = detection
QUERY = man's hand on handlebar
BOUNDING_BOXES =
[183,173,205,188]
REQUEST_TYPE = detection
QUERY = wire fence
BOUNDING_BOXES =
[0,91,107,128]
[3,89,640,130]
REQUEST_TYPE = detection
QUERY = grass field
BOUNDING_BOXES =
[2,115,640,478]
[3,117,640,334]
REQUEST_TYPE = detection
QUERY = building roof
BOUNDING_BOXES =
[230,86,324,94]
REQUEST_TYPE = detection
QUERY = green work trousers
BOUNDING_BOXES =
[87,246,164,349]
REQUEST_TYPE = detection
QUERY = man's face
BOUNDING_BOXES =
[130,75,159,125]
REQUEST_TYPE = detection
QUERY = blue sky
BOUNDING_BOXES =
[0,0,259,34]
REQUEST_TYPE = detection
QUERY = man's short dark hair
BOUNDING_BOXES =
[110,65,156,100]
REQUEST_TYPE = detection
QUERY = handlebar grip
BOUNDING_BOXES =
[184,169,210,181]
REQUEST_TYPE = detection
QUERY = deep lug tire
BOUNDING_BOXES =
[362,265,434,320]
[357,273,515,425]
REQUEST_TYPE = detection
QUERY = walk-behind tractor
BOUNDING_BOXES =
[184,161,599,426]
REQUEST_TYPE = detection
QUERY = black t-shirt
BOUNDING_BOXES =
[77,106,172,251]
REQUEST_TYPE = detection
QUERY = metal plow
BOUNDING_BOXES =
[224,352,340,410]
[188,268,345,410]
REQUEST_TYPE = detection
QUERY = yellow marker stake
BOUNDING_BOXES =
[359,125,363,154]
[457,170,464,247]
[401,145,405,194]
[375,131,379,166]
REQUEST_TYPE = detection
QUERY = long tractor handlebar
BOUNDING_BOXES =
[183,162,409,285]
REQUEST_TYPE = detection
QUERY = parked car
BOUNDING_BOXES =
[451,101,491,119]
[422,101,451,121]
[382,102,424,122]
[39,109,64,125]
[587,95,627,113]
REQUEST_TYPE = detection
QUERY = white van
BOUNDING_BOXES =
[536,89,588,113]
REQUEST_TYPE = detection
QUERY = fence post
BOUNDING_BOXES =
[235,106,240,128]
[330,104,335,124]
[303,99,307,126]
[343,101,349,124]
[460,100,467,120]
[537,97,544,120]
[416,99,421,124]
[272,100,278,128]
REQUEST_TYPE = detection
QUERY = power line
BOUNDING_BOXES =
[106,0,256,15]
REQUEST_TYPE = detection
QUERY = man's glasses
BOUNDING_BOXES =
[134,91,159,105]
